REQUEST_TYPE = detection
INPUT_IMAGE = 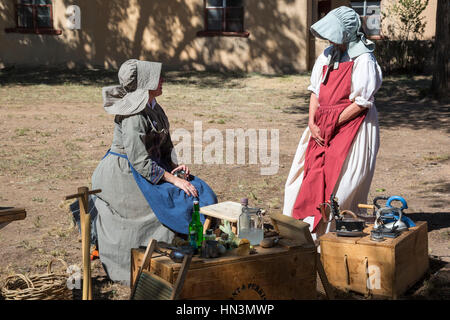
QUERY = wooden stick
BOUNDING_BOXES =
[78,187,91,300]
[358,204,375,210]
[203,217,212,231]
[316,253,335,300]
[65,189,102,201]
[65,187,102,300]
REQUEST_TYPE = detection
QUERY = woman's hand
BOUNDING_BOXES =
[171,164,190,177]
[163,171,198,197]
[309,122,325,147]
[173,177,198,197]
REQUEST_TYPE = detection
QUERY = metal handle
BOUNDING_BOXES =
[386,196,408,210]
[340,210,358,219]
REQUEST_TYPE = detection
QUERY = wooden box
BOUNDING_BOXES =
[319,221,429,299]
[131,239,317,300]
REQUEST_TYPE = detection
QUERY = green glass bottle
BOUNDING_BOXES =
[189,200,203,249]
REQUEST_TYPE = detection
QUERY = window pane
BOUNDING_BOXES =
[207,8,223,31]
[226,20,243,32]
[350,1,365,15]
[366,4,380,16]
[36,6,51,28]
[17,5,33,28]
[207,0,223,7]
[226,7,243,32]
[34,0,52,4]
[227,0,243,7]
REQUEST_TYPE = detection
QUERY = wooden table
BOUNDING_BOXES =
[131,238,317,300]
[199,201,243,233]
[320,221,429,299]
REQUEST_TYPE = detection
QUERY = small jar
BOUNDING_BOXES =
[204,229,215,241]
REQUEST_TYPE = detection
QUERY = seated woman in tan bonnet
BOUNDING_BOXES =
[91,59,217,284]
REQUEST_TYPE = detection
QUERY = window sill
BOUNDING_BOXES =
[5,28,62,35]
[367,35,385,41]
[197,31,250,38]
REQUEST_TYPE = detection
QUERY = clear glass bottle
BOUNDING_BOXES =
[238,198,264,245]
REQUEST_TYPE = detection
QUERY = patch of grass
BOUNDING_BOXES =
[15,127,31,137]
[34,259,49,268]
[64,141,78,152]
[32,197,45,203]
[50,249,68,258]
[33,216,42,228]
[423,154,449,162]
[17,240,35,250]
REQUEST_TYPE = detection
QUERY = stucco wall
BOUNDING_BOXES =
[0,0,437,72]
[0,0,311,73]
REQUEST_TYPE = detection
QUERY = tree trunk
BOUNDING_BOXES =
[431,0,449,101]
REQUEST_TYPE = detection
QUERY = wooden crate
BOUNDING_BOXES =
[131,239,317,300]
[319,221,429,299]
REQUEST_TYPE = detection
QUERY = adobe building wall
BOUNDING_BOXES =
[0,0,311,73]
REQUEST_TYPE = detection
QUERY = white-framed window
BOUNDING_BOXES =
[351,1,381,37]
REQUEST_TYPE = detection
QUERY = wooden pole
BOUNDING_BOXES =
[66,187,101,300]
[78,187,92,300]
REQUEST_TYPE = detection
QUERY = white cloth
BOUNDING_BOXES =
[283,48,382,238]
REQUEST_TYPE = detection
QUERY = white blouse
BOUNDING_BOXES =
[307,46,383,108]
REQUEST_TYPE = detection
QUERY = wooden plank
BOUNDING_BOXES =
[393,222,429,298]
[0,208,26,216]
[176,249,317,300]
[269,212,312,245]
[0,208,26,224]
[199,201,242,223]
[316,253,335,300]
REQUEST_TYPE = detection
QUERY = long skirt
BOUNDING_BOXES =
[92,154,174,284]
[283,105,380,239]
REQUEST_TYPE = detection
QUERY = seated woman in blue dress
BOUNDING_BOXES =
[92,59,217,284]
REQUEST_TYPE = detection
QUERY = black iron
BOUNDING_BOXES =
[329,194,366,237]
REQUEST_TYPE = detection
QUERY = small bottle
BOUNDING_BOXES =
[238,198,264,246]
[238,198,250,237]
[205,229,215,241]
[189,200,204,249]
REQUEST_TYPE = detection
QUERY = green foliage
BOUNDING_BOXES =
[379,0,431,74]
[382,0,429,41]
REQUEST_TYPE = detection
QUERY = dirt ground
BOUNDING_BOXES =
[0,67,448,300]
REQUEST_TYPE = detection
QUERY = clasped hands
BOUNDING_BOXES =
[166,164,199,198]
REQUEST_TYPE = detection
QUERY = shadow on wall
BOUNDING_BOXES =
[1,0,306,74]
[244,0,305,74]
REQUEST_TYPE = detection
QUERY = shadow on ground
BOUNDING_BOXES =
[375,77,450,132]
[0,66,250,89]
[284,75,450,131]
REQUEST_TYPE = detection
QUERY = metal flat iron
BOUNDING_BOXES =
[370,196,414,241]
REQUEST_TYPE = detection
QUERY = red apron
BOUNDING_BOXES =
[293,61,367,231]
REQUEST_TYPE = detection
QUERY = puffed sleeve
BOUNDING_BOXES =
[307,54,326,96]
[121,114,165,184]
[350,53,383,108]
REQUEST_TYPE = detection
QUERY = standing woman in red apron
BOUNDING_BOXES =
[283,6,383,240]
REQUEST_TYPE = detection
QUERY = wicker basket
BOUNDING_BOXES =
[1,259,72,300]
